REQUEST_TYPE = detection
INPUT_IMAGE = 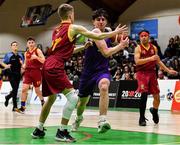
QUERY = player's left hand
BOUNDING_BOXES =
[84,41,93,49]
[168,69,178,75]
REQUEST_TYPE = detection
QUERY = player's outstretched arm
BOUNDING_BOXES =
[73,41,93,54]
[70,24,128,40]
[157,61,178,75]
[93,29,129,57]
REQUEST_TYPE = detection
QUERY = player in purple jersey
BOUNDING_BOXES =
[72,9,129,133]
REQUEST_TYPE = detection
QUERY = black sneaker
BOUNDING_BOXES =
[31,127,46,138]
[139,117,148,126]
[4,97,9,107]
[150,107,159,124]
[55,129,76,142]
[17,106,26,114]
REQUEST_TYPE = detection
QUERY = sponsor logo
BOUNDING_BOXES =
[174,90,180,103]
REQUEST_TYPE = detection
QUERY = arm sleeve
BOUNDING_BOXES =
[3,53,12,64]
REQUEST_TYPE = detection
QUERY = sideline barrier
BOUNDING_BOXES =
[171,81,180,112]
[0,80,179,110]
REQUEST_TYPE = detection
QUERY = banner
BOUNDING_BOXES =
[171,81,180,112]
[130,19,158,39]
[117,80,141,108]
[146,80,177,110]
[88,81,119,107]
[30,87,67,106]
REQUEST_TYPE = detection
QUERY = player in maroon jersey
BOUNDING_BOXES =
[135,30,177,126]
[17,37,45,113]
[31,3,128,142]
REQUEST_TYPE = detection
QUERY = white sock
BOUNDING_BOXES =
[37,122,44,131]
[59,124,68,131]
[99,115,107,121]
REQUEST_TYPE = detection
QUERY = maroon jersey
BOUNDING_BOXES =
[45,22,75,70]
[136,43,156,72]
[42,22,75,96]
[25,48,43,69]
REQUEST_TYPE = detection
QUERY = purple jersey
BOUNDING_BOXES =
[82,38,112,75]
[78,38,112,98]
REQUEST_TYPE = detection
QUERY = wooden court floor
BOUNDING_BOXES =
[0,103,180,144]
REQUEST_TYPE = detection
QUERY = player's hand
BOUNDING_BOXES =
[115,24,128,35]
[168,69,178,75]
[119,35,129,48]
[151,55,160,61]
[4,64,11,69]
[31,54,38,60]
[84,41,93,49]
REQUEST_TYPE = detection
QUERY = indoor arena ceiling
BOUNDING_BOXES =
[80,0,136,25]
[0,0,136,26]
[0,0,5,6]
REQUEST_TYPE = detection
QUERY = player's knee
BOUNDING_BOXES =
[66,90,78,108]
[22,87,28,94]
[100,83,109,92]
[99,79,109,92]
[79,98,88,107]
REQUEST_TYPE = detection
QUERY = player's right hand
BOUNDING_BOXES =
[119,35,129,48]
[115,24,128,35]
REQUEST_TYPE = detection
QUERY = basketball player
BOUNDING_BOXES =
[18,37,45,113]
[71,8,129,133]
[31,3,128,142]
[135,30,177,126]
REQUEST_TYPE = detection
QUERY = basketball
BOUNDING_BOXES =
[111,34,127,43]
[111,34,121,43]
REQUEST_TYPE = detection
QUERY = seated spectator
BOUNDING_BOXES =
[158,70,168,80]
[150,37,164,59]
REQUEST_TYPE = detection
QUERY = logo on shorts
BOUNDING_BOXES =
[36,81,41,86]
[141,84,144,90]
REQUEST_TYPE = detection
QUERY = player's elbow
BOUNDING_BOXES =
[103,51,111,58]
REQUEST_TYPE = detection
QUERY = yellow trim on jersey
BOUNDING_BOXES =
[68,24,75,42]
[141,43,150,51]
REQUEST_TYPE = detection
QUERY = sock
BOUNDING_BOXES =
[37,122,44,131]
[153,108,158,113]
[21,101,26,107]
[59,124,68,131]
[99,115,107,121]
[77,115,83,120]
[139,92,148,119]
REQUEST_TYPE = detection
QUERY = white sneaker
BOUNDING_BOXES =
[71,116,83,132]
[98,119,111,133]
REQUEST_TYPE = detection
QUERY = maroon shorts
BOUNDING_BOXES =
[23,69,42,87]
[136,71,160,94]
[42,67,73,97]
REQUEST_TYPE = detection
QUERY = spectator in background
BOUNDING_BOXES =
[109,56,118,76]
[124,72,132,80]
[164,37,176,58]
[121,65,130,80]
[158,70,168,80]
[150,37,164,60]
[174,35,180,57]
[3,41,24,112]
